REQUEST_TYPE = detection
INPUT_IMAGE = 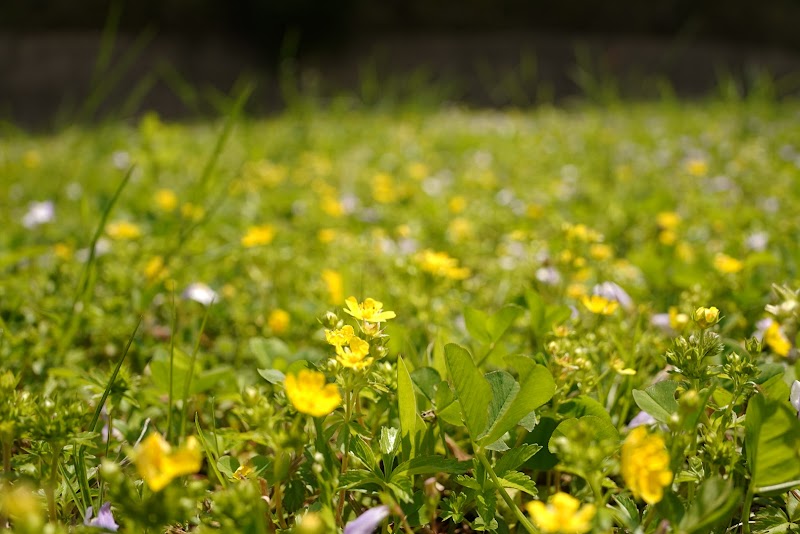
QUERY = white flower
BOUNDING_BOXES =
[791,381,800,419]
[22,200,55,228]
[535,267,561,286]
[745,231,769,252]
[593,282,634,311]
[182,283,218,306]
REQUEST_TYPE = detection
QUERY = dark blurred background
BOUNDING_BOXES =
[3,0,800,127]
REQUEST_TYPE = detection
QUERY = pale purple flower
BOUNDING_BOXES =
[627,410,657,429]
[535,266,561,286]
[593,282,634,311]
[752,318,774,341]
[745,232,769,252]
[84,502,119,531]
[651,313,672,334]
[22,200,55,228]
[344,505,390,534]
[183,283,218,306]
[791,381,800,419]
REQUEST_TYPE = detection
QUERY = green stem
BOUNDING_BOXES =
[2,439,10,474]
[180,302,212,439]
[476,450,539,534]
[741,484,754,534]
[336,388,354,527]
[47,445,61,523]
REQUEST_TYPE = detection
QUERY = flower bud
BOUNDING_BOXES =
[693,306,720,329]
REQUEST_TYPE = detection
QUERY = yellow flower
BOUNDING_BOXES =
[372,172,398,204]
[581,295,619,315]
[320,195,344,217]
[144,256,168,282]
[765,321,791,357]
[693,306,720,329]
[658,230,677,246]
[621,426,673,504]
[656,211,681,230]
[53,243,73,260]
[526,492,596,534]
[22,150,41,169]
[325,325,355,347]
[612,359,637,375]
[447,218,474,243]
[241,225,276,248]
[343,297,396,323]
[233,464,254,480]
[268,309,290,334]
[668,307,690,331]
[180,202,205,221]
[133,433,202,492]
[564,223,600,243]
[686,158,708,177]
[714,253,744,274]
[415,249,471,280]
[589,243,613,261]
[321,269,343,305]
[318,228,337,244]
[566,284,587,299]
[285,370,341,417]
[336,336,373,370]
[154,189,178,212]
[448,195,467,214]
[106,220,141,240]
[407,162,429,181]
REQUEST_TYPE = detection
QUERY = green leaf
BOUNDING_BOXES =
[557,395,612,424]
[483,371,520,440]
[216,456,240,479]
[248,337,291,369]
[351,436,377,470]
[752,506,794,534]
[445,343,492,439]
[494,444,543,476]
[434,384,463,427]
[379,427,401,457]
[498,471,538,497]
[745,394,800,495]
[257,368,285,384]
[549,416,619,455]
[480,364,555,447]
[526,289,546,334]
[523,417,559,471]
[464,308,492,344]
[632,381,679,424]
[454,474,482,490]
[486,304,523,341]
[411,367,441,402]
[398,356,420,460]
[391,456,471,478]
[678,477,741,534]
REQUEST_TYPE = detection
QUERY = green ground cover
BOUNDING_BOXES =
[2,99,800,533]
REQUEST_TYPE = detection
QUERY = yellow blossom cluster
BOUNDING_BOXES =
[621,426,673,504]
[527,492,596,533]
[284,370,341,417]
[133,433,203,492]
[415,249,470,280]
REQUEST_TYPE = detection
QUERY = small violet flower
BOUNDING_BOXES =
[344,505,391,534]
[593,282,634,311]
[791,381,800,419]
[84,502,119,531]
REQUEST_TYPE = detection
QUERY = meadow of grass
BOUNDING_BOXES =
[2,95,800,533]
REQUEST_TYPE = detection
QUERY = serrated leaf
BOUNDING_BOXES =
[351,436,377,470]
[557,395,612,424]
[454,474,482,490]
[445,343,492,439]
[499,470,538,497]
[339,469,384,490]
[482,371,520,440]
[632,380,679,424]
[379,427,400,456]
[480,364,555,447]
[494,444,543,476]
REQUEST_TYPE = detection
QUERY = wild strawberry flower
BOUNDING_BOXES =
[581,294,619,315]
[764,320,791,356]
[132,433,202,492]
[241,224,276,248]
[344,297,396,323]
[325,325,355,347]
[621,426,673,504]
[526,492,596,533]
[336,336,373,370]
[285,370,341,417]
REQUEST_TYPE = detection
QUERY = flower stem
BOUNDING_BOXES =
[741,484,754,534]
[476,450,539,534]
